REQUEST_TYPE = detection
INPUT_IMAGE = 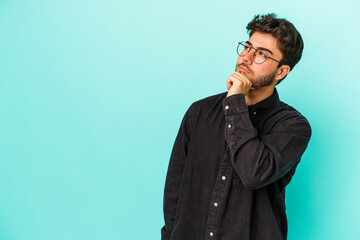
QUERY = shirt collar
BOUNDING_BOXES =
[247,88,280,112]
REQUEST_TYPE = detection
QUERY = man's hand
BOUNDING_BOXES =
[226,72,253,98]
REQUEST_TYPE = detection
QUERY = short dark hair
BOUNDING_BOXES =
[246,13,304,83]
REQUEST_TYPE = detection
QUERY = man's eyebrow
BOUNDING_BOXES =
[246,41,274,55]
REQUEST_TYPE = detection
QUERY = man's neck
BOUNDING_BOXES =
[245,86,275,106]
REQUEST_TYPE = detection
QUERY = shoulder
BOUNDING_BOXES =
[191,91,227,110]
[183,92,227,124]
[271,101,312,136]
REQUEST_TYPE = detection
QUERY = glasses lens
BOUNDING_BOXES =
[237,42,249,56]
[254,49,268,64]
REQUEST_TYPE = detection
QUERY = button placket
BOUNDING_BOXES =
[205,148,232,239]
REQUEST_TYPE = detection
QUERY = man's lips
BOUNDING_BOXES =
[238,66,249,74]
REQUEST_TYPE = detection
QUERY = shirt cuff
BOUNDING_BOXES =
[222,94,248,114]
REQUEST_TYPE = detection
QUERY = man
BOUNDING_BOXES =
[161,13,311,240]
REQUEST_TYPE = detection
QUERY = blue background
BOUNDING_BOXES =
[1,0,359,239]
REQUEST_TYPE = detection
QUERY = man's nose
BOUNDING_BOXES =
[241,50,254,65]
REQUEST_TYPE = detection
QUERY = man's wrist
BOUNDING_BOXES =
[223,93,247,112]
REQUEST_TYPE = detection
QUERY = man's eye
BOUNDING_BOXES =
[258,50,267,57]
[244,45,251,50]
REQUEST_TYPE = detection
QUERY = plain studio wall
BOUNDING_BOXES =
[0,0,359,239]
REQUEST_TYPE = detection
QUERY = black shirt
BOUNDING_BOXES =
[162,89,311,240]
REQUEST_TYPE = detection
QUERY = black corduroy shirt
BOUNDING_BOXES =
[162,89,311,240]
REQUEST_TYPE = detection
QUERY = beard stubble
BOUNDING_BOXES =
[236,63,277,89]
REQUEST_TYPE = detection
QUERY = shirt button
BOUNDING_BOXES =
[214,202,218,207]
[222,176,226,180]
[228,124,232,128]
[225,105,229,110]
[253,111,257,115]
[210,232,214,237]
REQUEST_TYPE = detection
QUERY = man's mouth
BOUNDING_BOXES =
[237,64,251,74]
[239,66,249,74]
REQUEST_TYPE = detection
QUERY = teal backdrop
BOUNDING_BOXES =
[1,0,359,239]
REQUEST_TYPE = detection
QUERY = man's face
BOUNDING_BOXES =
[236,32,283,88]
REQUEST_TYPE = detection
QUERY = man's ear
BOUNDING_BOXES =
[275,65,291,81]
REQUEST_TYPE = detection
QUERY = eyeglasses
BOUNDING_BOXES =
[236,41,281,65]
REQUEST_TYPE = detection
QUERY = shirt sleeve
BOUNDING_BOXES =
[223,94,311,189]
[161,104,193,239]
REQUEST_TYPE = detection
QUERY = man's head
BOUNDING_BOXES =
[236,13,304,86]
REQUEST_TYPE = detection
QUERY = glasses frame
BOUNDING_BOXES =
[237,41,282,65]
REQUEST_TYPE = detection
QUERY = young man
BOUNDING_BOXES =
[162,14,311,240]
